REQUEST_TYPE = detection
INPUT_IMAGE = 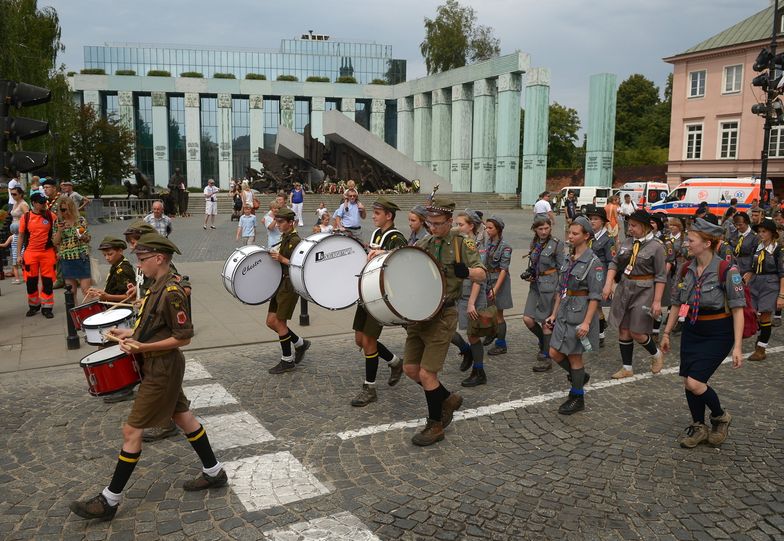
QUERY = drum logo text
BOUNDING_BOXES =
[315,248,354,262]
[241,258,264,276]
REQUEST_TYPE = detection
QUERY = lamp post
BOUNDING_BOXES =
[760,0,780,203]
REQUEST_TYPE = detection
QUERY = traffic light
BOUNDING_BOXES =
[1,80,52,175]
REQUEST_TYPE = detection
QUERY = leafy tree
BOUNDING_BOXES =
[70,104,135,198]
[548,103,581,168]
[615,74,660,149]
[420,0,500,74]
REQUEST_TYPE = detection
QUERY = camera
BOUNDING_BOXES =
[520,267,535,281]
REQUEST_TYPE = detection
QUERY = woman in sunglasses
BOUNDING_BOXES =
[52,196,92,301]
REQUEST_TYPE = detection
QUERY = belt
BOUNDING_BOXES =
[626,274,654,281]
[144,349,174,359]
[540,268,557,276]
[696,312,731,321]
[566,290,589,297]
[442,300,456,309]
[345,226,361,230]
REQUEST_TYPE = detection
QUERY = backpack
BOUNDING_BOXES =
[679,260,757,338]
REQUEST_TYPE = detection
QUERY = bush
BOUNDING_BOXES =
[245,73,267,80]
[370,78,387,85]
[306,76,330,83]
[80,68,106,75]
[213,72,236,79]
[180,71,203,78]
[115,69,136,76]
[336,76,357,84]
[147,70,171,77]
[67,71,76,77]
[276,74,298,82]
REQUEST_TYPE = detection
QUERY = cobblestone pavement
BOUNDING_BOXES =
[1,320,783,541]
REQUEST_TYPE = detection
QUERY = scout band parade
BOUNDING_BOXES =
[65,193,776,521]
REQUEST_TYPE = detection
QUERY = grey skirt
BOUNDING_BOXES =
[750,274,779,313]
[609,277,655,334]
[551,310,600,355]
[523,284,556,322]
[488,272,513,310]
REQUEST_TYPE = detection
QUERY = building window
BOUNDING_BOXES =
[688,70,706,98]
[718,121,739,159]
[384,99,397,147]
[355,100,370,130]
[134,94,154,182]
[200,96,219,187]
[325,98,340,112]
[684,123,703,160]
[232,97,250,179]
[294,98,310,134]
[101,92,119,120]
[770,126,784,158]
[723,65,742,94]
[263,98,280,150]
[168,95,187,179]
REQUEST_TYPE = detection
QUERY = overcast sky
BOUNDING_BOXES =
[46,0,770,128]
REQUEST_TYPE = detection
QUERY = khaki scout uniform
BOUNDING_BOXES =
[104,258,136,296]
[404,229,485,373]
[353,226,407,337]
[126,272,194,429]
[269,229,301,321]
[523,238,565,322]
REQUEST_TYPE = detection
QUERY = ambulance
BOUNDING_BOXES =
[649,177,773,217]
[615,181,670,210]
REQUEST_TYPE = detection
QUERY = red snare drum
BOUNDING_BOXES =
[79,345,141,396]
[70,300,107,331]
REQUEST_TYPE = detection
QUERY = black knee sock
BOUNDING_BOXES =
[451,332,467,350]
[570,368,586,395]
[108,449,141,494]
[759,322,772,344]
[701,386,724,417]
[279,332,293,360]
[424,385,450,421]
[619,340,634,367]
[496,322,507,340]
[289,329,303,348]
[640,335,659,355]
[599,317,607,334]
[377,341,394,363]
[556,358,570,372]
[470,341,484,369]
[685,389,705,424]
[529,323,544,350]
[542,333,552,357]
[776,309,782,318]
[365,351,379,383]
[653,319,661,333]
[185,425,218,469]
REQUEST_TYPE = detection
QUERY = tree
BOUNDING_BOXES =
[548,103,581,168]
[420,0,500,74]
[70,104,135,198]
[615,74,661,149]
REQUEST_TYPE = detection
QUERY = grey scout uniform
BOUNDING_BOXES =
[457,234,488,330]
[609,235,667,334]
[551,248,604,354]
[486,238,513,310]
[676,256,746,313]
[589,230,613,308]
[730,229,759,274]
[749,242,784,313]
[523,238,565,322]
[667,233,688,306]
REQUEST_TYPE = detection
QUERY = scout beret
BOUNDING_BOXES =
[427,197,456,215]
[691,217,724,238]
[40,177,56,186]
[373,196,400,213]
[98,236,127,250]
[123,221,156,237]
[462,209,482,225]
[133,233,181,255]
[487,215,505,229]
[584,205,608,222]
[276,207,296,220]
[734,211,751,224]
[753,218,778,236]
[627,209,652,226]
[572,215,593,235]
[410,205,428,219]
[649,212,665,231]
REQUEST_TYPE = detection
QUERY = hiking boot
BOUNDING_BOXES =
[411,419,445,446]
[269,360,296,374]
[650,351,664,374]
[599,333,605,347]
[103,388,135,404]
[532,357,552,372]
[25,305,41,317]
[142,422,179,442]
[183,469,228,491]
[483,335,496,346]
[69,493,118,521]
[566,372,590,386]
[679,422,709,448]
[350,384,378,407]
[558,393,585,415]
[611,368,634,379]
[748,345,767,362]
[487,345,507,356]
[388,359,403,386]
[707,410,732,446]
[294,339,311,364]
[441,392,463,429]
[458,347,473,372]
[41,308,54,319]
[461,368,486,387]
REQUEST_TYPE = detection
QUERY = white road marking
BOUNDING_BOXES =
[198,411,275,450]
[184,361,212,381]
[263,511,380,541]
[184,383,238,409]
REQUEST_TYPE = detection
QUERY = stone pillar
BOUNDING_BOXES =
[413,93,432,169]
[280,95,295,131]
[249,95,264,170]
[396,96,414,158]
[471,79,496,192]
[217,93,233,189]
[310,97,325,143]
[430,89,451,181]
[184,93,202,187]
[342,98,356,122]
[495,73,523,195]
[151,91,169,186]
[584,73,618,187]
[118,91,135,182]
[521,68,550,206]
[450,84,473,193]
[370,98,385,141]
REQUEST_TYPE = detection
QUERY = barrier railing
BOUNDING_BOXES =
[108,199,156,221]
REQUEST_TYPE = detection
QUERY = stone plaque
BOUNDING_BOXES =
[185,93,199,108]
[118,91,133,107]
[370,98,385,113]
[151,92,166,108]
[280,95,295,110]
[342,98,355,112]
[473,79,494,97]
[526,67,551,87]
[413,94,431,109]
[218,93,231,108]
[497,74,522,93]
[249,95,264,109]
[451,84,472,101]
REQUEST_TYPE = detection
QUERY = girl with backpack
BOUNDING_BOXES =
[747,219,784,362]
[660,218,745,448]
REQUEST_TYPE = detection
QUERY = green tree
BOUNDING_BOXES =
[615,74,661,149]
[70,104,135,198]
[548,103,581,168]
[420,0,500,74]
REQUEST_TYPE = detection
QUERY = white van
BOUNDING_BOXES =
[615,182,669,210]
[557,186,611,213]
[650,177,773,217]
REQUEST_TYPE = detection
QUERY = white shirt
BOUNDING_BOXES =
[8,178,20,191]
[533,200,552,215]
[594,227,607,240]
[204,185,219,201]
[620,202,636,216]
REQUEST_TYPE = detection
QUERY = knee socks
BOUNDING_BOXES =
[619,340,634,370]
[652,318,661,334]
[278,332,293,361]
[186,425,221,474]
[528,322,544,351]
[685,389,705,424]
[542,333,552,358]
[495,322,507,348]
[451,333,469,352]
[556,358,570,372]
[365,351,379,384]
[599,315,607,336]
[570,368,586,395]
[107,449,141,497]
[424,384,450,422]
[758,321,772,347]
[470,341,484,369]
[376,341,396,364]
[701,386,724,418]
[640,335,660,356]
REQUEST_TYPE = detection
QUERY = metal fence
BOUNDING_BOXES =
[107,199,156,221]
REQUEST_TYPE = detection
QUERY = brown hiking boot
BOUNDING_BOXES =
[183,469,228,491]
[69,494,118,521]
[679,422,709,448]
[441,392,463,428]
[142,421,179,442]
[748,345,767,362]
[650,351,664,374]
[707,410,732,446]
[611,368,634,379]
[388,359,403,386]
[411,420,445,446]
[532,356,552,372]
[350,384,378,407]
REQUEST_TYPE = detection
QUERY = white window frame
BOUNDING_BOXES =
[684,122,704,160]
[770,125,784,158]
[722,64,743,94]
[688,70,706,98]
[717,119,740,159]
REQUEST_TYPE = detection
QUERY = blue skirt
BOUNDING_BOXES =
[679,314,733,383]
[60,256,91,280]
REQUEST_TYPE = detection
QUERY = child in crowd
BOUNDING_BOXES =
[236,205,257,245]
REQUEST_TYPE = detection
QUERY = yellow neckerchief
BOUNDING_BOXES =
[735,227,751,255]
[629,232,654,268]
[755,241,776,273]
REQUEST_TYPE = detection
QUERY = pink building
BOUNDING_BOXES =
[665,4,784,192]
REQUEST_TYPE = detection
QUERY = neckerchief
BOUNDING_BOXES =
[529,239,545,277]
[689,269,708,324]
[558,256,580,297]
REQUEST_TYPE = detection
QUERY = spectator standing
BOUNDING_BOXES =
[19,191,58,317]
[203,179,219,230]
[236,205,257,245]
[619,194,636,235]
[564,191,577,234]
[533,191,555,223]
[53,196,92,302]
[315,212,333,233]
[315,201,329,225]
[335,188,366,241]
[230,182,242,221]
[143,201,172,237]
[290,182,305,226]
[604,195,620,238]
[59,180,90,211]
[7,174,21,211]
[1,187,29,283]
[264,201,282,248]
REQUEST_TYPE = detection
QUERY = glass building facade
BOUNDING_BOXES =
[232,97,250,180]
[134,94,154,181]
[168,95,186,178]
[200,96,219,186]
[83,38,406,84]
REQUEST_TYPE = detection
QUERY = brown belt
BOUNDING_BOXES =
[696,312,730,321]
[540,268,557,276]
[626,274,654,281]
[566,290,588,297]
[144,349,174,360]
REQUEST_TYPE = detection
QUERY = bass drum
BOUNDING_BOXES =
[222,245,282,305]
[359,246,445,325]
[289,232,367,310]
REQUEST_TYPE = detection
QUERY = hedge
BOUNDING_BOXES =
[306,76,330,83]
[336,76,357,84]
[245,73,267,80]
[147,70,171,77]
[80,68,106,75]
[115,69,136,76]
[276,74,298,82]
[214,72,236,79]
[180,71,204,78]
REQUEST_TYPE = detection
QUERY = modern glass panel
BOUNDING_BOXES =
[355,100,370,130]
[134,94,155,182]
[263,98,280,150]
[200,96,219,187]
[232,97,250,180]
[168,95,187,179]
[294,98,310,134]
[101,92,119,121]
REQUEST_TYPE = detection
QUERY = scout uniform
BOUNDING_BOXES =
[98,237,136,297]
[730,215,759,275]
[585,206,614,344]
[408,205,429,246]
[748,219,784,362]
[523,236,565,323]
[485,216,513,356]
[123,221,191,296]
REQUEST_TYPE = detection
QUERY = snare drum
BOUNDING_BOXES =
[222,245,282,305]
[82,308,135,346]
[289,232,367,310]
[359,246,445,325]
[69,300,106,331]
[79,345,141,396]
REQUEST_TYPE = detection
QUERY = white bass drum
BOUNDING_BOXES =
[222,245,282,305]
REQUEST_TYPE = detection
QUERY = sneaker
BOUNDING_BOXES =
[458,347,473,372]
[210,226,216,230]
[11,279,21,284]
[611,368,634,379]
[441,392,463,429]
[103,388,135,404]
[707,410,732,446]
[599,333,605,347]
[183,469,228,491]
[461,368,487,387]
[487,345,507,356]
[203,225,207,229]
[532,357,552,372]
[294,339,311,364]
[748,345,767,362]
[388,359,403,386]
[142,422,179,442]
[350,384,378,407]
[41,308,54,319]
[650,351,664,374]
[69,494,117,521]
[558,393,585,415]
[679,422,709,448]
[269,360,296,374]
[25,306,41,317]
[411,419,444,446]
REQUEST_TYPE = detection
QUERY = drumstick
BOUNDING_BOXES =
[104,293,135,312]
[101,332,140,350]
[100,301,135,307]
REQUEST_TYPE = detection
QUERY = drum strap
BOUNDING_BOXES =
[370,227,403,249]
[135,288,165,344]
[454,236,462,265]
